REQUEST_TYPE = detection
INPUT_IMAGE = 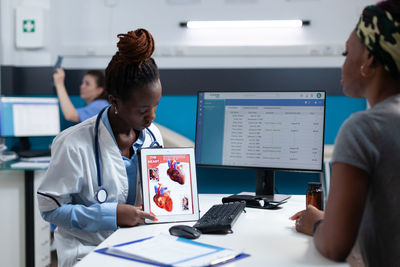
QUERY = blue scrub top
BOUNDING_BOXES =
[77,99,109,122]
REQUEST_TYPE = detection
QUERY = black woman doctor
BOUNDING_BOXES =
[37,28,162,267]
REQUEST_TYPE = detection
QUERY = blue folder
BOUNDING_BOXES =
[95,236,250,266]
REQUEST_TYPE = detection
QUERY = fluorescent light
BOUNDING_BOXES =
[180,20,310,29]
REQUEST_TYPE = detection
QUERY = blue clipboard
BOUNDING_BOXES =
[95,236,250,266]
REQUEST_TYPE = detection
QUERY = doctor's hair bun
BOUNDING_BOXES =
[116,29,155,65]
[105,28,160,101]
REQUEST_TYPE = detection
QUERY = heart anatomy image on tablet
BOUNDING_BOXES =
[140,148,199,223]
[167,159,185,185]
[147,154,192,215]
[153,183,172,211]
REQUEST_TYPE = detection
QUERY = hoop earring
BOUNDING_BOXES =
[360,65,367,77]
[360,65,375,78]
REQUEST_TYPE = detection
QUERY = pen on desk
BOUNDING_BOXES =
[209,254,237,266]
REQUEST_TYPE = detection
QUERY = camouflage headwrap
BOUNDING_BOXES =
[356,5,400,76]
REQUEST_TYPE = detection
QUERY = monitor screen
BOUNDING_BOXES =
[0,97,60,137]
[195,91,326,172]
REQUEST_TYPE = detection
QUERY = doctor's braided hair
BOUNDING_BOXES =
[105,28,160,101]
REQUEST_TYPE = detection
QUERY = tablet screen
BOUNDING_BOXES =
[139,148,199,223]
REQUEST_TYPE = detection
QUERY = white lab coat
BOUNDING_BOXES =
[37,114,163,267]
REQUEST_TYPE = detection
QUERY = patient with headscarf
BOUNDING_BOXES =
[290,0,400,266]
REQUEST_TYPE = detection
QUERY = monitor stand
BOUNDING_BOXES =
[221,169,290,208]
[20,137,31,151]
[255,169,291,203]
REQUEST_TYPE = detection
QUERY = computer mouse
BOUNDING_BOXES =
[169,225,201,239]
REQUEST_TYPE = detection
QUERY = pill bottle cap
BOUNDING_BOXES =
[307,182,322,189]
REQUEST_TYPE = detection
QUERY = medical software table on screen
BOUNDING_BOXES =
[0,97,60,137]
[196,92,325,171]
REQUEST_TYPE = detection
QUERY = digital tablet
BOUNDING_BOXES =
[139,147,200,224]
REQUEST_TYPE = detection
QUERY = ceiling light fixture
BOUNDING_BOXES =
[180,20,310,29]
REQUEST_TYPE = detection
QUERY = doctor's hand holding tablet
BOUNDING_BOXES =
[37,28,163,267]
[116,204,156,227]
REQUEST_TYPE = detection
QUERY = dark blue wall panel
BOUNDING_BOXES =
[1,66,366,194]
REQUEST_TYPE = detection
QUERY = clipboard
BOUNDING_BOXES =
[95,234,250,266]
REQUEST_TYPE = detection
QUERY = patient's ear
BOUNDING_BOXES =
[362,49,376,75]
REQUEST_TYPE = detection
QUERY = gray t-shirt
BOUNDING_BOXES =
[332,93,400,266]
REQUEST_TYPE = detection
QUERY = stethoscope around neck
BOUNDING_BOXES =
[94,106,161,203]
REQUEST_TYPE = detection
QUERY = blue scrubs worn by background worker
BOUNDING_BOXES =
[76,99,109,121]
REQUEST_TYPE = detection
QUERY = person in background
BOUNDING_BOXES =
[37,28,163,266]
[53,68,109,122]
[290,0,400,266]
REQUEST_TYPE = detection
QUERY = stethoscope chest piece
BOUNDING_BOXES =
[96,188,108,203]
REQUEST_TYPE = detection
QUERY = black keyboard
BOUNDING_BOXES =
[193,201,246,234]
[18,149,51,158]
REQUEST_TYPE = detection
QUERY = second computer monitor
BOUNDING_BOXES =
[0,96,60,137]
[195,91,326,173]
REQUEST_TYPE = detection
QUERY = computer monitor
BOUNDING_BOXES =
[195,91,326,196]
[0,96,60,137]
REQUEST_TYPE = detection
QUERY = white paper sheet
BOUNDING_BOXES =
[105,234,242,266]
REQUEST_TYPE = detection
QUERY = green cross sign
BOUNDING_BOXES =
[23,20,35,33]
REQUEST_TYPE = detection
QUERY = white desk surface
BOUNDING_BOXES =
[76,194,348,267]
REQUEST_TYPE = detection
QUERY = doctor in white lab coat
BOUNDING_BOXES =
[37,28,163,266]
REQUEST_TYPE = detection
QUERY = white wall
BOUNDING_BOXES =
[0,0,376,68]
